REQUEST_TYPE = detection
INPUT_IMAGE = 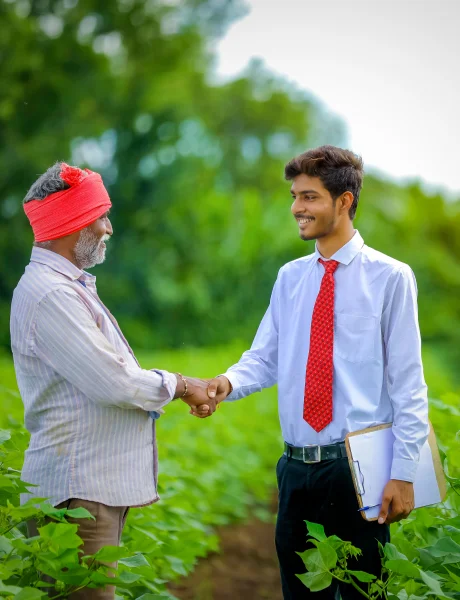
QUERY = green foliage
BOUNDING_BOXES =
[297,388,460,599]
[1,345,459,598]
[1,1,460,379]
[298,514,460,599]
[0,433,151,598]
[2,1,460,382]
[0,0,339,354]
[0,345,282,598]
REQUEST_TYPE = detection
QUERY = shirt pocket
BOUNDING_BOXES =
[334,313,379,363]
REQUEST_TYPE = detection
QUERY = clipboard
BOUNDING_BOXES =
[345,422,446,521]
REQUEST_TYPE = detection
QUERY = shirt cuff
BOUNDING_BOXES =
[391,458,419,482]
[222,371,240,401]
[146,369,177,418]
[152,369,177,400]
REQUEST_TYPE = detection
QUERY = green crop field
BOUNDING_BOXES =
[0,345,459,599]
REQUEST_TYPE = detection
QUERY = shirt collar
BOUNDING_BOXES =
[313,230,364,266]
[30,247,96,284]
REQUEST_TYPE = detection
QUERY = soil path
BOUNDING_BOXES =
[168,510,283,600]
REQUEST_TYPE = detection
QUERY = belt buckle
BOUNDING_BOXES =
[302,445,321,463]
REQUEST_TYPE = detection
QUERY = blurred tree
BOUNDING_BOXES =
[1,0,459,378]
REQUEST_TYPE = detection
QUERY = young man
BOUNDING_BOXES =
[11,162,214,599]
[204,146,429,599]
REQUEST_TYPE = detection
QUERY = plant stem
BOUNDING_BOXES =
[345,575,372,599]
[329,570,371,599]
[49,577,93,599]
[1,519,24,535]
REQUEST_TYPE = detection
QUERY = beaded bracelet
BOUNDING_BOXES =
[176,372,189,397]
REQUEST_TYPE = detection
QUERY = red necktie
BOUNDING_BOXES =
[303,258,339,432]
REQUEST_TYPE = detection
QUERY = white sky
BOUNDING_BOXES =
[213,0,460,197]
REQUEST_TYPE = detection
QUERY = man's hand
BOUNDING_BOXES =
[378,479,414,524]
[189,375,233,419]
[174,375,217,416]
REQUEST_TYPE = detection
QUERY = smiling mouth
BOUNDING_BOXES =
[297,217,315,225]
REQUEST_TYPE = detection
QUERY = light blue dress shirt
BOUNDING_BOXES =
[224,231,429,482]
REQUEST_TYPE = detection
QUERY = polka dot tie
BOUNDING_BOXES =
[303,258,340,432]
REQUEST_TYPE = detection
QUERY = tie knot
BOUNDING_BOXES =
[319,258,339,274]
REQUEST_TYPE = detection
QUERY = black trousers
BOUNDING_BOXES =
[275,453,390,600]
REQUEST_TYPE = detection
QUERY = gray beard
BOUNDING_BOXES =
[74,227,107,269]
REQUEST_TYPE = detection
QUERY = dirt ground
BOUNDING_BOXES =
[168,510,283,600]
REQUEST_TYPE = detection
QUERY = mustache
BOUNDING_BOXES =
[294,214,315,220]
[101,234,111,243]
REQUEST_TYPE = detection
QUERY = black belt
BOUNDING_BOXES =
[284,441,347,463]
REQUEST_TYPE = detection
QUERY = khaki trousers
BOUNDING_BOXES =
[28,498,129,600]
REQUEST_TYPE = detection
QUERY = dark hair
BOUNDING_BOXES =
[24,162,70,248]
[24,162,69,204]
[284,145,364,220]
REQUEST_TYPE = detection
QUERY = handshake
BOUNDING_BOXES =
[173,374,233,418]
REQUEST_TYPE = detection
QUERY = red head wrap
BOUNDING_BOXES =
[24,163,112,242]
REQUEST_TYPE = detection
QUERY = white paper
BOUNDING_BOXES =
[348,426,440,519]
[413,439,441,506]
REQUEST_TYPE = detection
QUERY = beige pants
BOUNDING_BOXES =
[28,498,129,600]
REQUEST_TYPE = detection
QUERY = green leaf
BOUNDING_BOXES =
[135,596,171,600]
[11,537,36,553]
[384,543,408,561]
[92,545,133,562]
[419,570,449,598]
[445,568,460,585]
[298,543,337,572]
[347,570,376,582]
[14,589,47,600]
[117,570,143,584]
[118,553,150,568]
[385,559,420,578]
[38,505,68,521]
[297,570,333,591]
[396,538,420,562]
[418,548,439,569]
[165,554,187,576]
[298,548,322,572]
[317,543,338,570]
[0,475,16,489]
[0,431,11,445]
[38,522,82,550]
[36,555,68,577]
[39,504,94,522]
[0,581,22,594]
[66,507,96,520]
[89,571,120,585]
[305,521,327,542]
[0,535,13,554]
[429,536,460,556]
[21,497,48,507]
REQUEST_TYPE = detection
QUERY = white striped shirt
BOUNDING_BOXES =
[10,247,177,507]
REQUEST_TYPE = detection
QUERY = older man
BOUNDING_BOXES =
[11,162,213,599]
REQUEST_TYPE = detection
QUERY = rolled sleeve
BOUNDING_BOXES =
[34,288,175,412]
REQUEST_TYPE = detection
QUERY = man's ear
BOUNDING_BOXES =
[340,191,354,215]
